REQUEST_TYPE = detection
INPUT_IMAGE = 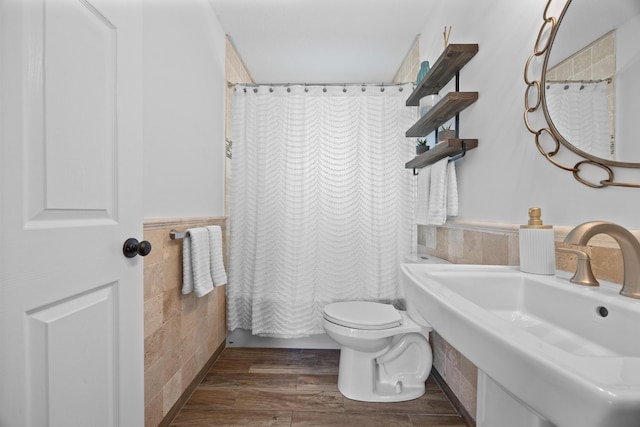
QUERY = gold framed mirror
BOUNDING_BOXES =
[524,0,640,188]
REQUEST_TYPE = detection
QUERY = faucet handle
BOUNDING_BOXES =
[557,247,599,287]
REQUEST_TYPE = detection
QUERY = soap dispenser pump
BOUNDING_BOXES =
[519,207,556,275]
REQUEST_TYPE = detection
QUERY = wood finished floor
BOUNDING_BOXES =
[171,348,467,427]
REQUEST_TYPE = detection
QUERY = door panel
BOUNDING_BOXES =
[0,0,144,425]
[44,0,116,212]
[27,283,117,427]
[25,0,118,223]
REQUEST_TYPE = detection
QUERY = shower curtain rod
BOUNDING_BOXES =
[546,77,612,84]
[227,81,414,88]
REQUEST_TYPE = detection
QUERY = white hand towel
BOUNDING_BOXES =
[206,225,227,286]
[182,228,214,297]
[426,158,449,225]
[446,161,459,217]
[416,165,431,225]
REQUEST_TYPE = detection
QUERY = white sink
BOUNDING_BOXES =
[400,263,640,427]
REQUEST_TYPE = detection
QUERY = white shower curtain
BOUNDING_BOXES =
[545,81,612,160]
[228,84,417,338]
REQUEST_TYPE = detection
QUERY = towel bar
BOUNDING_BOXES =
[448,140,467,163]
[412,140,467,176]
[169,230,188,240]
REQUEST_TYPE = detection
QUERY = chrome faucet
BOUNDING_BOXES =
[564,221,640,299]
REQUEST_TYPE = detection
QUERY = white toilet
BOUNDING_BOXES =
[322,301,433,402]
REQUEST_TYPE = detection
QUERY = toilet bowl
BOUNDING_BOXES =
[322,301,433,402]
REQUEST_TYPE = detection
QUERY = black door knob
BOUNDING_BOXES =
[123,238,152,258]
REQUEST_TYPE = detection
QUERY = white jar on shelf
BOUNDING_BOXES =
[419,94,441,117]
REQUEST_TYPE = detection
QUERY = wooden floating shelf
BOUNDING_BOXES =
[405,139,479,169]
[406,44,479,106]
[405,92,478,137]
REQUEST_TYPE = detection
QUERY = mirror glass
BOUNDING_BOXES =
[546,0,640,165]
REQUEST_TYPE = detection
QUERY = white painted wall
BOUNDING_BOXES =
[142,0,226,218]
[419,0,640,229]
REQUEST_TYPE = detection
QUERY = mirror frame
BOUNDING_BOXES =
[524,0,640,188]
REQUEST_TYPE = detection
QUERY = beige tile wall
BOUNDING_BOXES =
[418,220,627,420]
[143,217,227,427]
[546,31,615,82]
[225,36,254,217]
[393,35,420,83]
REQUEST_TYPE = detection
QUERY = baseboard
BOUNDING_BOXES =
[159,341,226,427]
[431,368,476,427]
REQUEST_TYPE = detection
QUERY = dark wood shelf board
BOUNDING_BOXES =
[405,92,478,137]
[406,44,479,106]
[405,139,478,169]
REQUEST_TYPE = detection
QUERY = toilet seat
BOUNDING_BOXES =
[323,301,402,330]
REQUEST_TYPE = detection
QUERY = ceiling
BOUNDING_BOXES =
[209,0,432,84]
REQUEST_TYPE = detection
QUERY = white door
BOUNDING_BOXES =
[0,0,144,426]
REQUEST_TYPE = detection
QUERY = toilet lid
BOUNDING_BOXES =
[323,301,402,330]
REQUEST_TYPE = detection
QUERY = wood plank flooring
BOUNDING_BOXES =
[170,348,467,427]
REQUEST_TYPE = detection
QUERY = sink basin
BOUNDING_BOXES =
[400,263,640,427]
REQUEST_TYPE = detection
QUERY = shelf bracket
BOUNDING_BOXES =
[448,140,467,163]
[455,71,460,139]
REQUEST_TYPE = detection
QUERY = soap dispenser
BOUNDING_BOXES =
[519,207,556,275]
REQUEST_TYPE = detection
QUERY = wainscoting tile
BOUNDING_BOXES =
[591,246,623,284]
[480,232,509,265]
[145,357,165,406]
[462,229,483,264]
[143,217,228,426]
[163,370,183,415]
[145,391,164,427]
[143,229,166,267]
[144,293,164,338]
[144,326,164,370]
[436,227,449,260]
[163,342,185,384]
[180,354,199,392]
[144,262,165,302]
